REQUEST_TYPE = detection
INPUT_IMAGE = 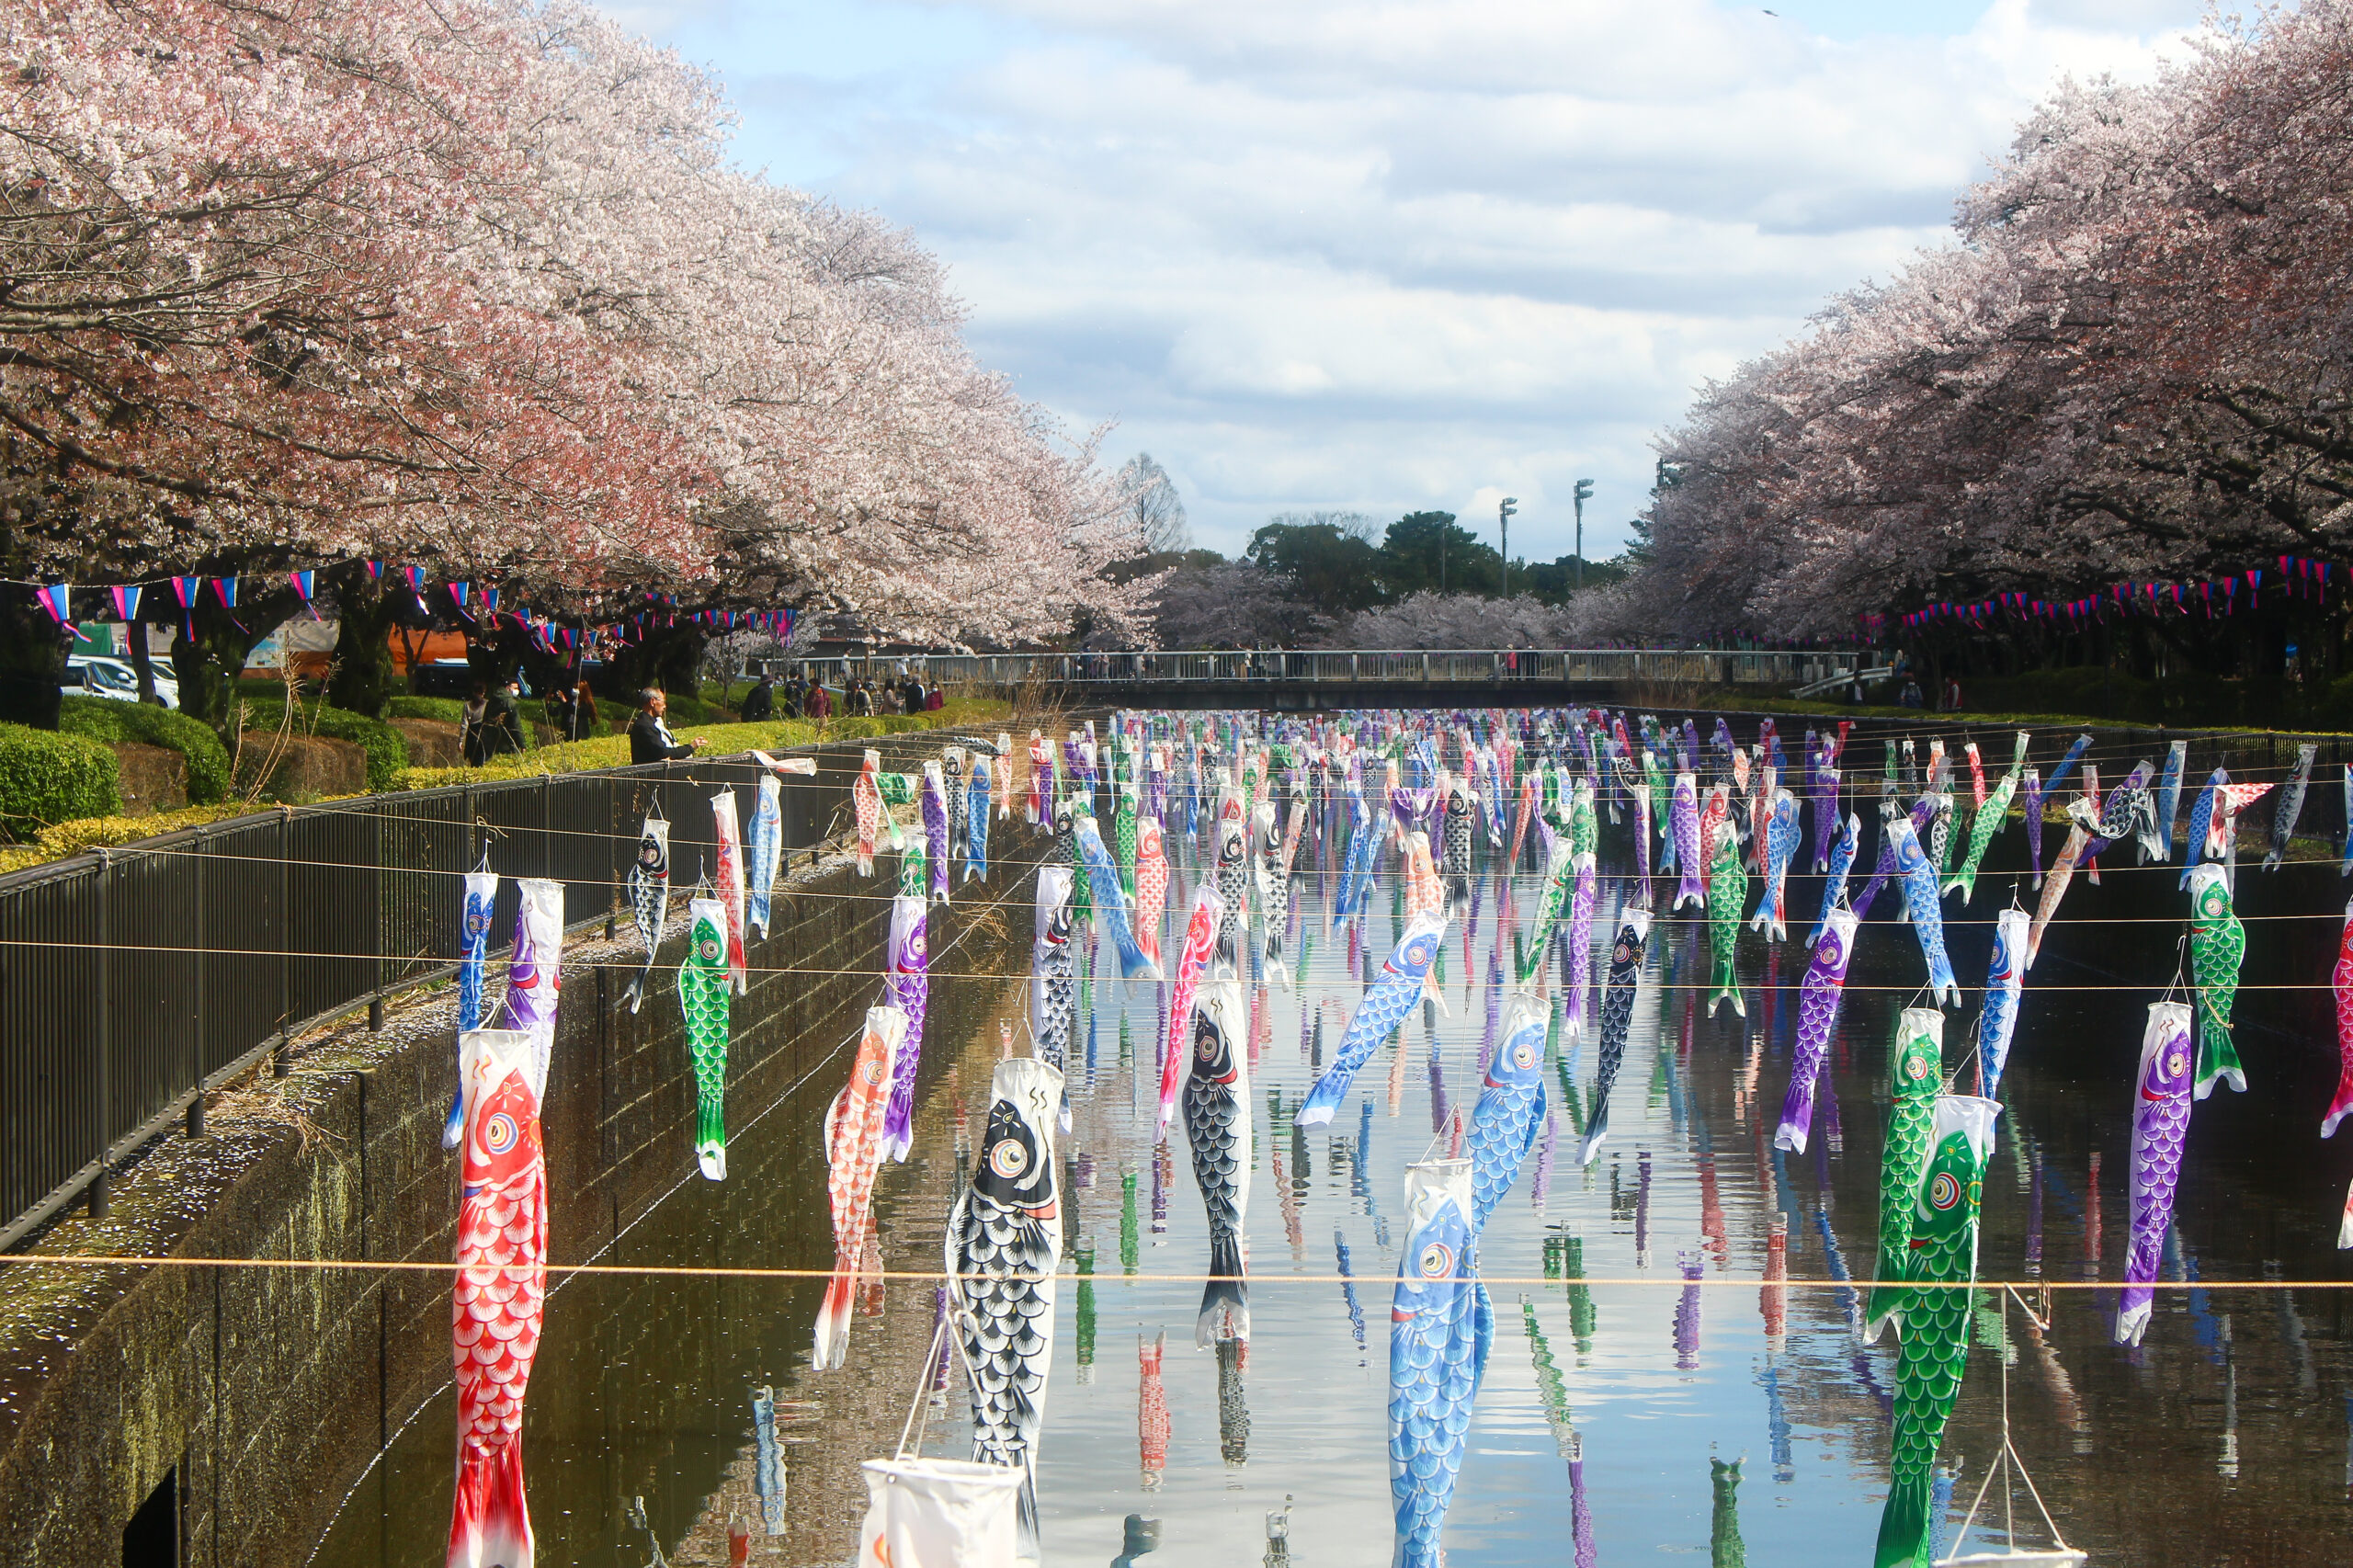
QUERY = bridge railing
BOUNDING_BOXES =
[817,649,1861,687]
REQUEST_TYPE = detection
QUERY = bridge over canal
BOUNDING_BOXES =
[804,646,1867,709]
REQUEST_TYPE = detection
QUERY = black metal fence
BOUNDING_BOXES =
[0,733,963,1249]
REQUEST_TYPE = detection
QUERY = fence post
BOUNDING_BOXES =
[279,808,291,1064]
[92,852,110,1216]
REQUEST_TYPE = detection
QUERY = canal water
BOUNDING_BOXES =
[311,732,2353,1566]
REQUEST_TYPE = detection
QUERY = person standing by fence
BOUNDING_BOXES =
[629,688,701,764]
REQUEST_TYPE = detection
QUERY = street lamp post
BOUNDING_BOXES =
[1572,478,1594,590]
[1498,496,1518,598]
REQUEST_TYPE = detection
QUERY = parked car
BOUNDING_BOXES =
[62,655,179,710]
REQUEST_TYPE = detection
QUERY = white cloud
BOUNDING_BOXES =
[614,0,2202,560]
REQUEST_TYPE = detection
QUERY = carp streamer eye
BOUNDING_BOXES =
[1512,1040,1539,1070]
[990,1138,1029,1180]
[1418,1242,1455,1279]
[482,1112,518,1157]
[1906,1054,1931,1081]
[699,936,722,962]
[1929,1172,1963,1211]
[863,1053,889,1085]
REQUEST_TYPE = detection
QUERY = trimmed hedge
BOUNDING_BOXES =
[390,700,1012,790]
[235,693,407,792]
[56,695,233,803]
[0,802,254,874]
[384,695,466,723]
[0,722,122,842]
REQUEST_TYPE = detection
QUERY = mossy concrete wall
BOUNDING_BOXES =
[0,829,1043,1568]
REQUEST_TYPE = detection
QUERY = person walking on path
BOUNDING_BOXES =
[460,680,491,766]
[483,677,527,757]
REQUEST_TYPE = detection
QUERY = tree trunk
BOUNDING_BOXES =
[172,590,297,733]
[0,586,69,728]
[324,565,399,717]
[127,619,158,704]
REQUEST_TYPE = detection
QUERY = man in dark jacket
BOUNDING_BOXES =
[740,675,775,722]
[630,688,701,765]
[483,678,526,757]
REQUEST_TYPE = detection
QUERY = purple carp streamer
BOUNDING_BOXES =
[2118,1002,2195,1346]
[495,878,564,1096]
[1811,760,1840,872]
[1670,770,1704,911]
[881,888,931,1164]
[2023,767,2046,888]
[1563,851,1597,1035]
[1775,906,1856,1155]
[921,762,951,905]
[2331,897,2353,1140]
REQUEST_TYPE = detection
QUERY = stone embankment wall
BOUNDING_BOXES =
[0,824,1045,1568]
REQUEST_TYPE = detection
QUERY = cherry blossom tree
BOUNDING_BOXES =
[1,0,1146,723]
[1612,1,2353,679]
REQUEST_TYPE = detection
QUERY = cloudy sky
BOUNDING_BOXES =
[599,0,2205,563]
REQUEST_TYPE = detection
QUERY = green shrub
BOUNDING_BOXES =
[0,802,258,872]
[56,695,233,803]
[654,690,734,726]
[385,695,467,723]
[0,723,121,842]
[234,694,407,791]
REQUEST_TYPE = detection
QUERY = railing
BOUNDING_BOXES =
[787,648,1861,689]
[0,733,956,1250]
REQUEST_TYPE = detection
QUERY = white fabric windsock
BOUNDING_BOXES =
[857,1459,1022,1567]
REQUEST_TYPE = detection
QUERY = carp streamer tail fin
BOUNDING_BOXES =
[447,1438,531,1568]
[1196,1231,1251,1348]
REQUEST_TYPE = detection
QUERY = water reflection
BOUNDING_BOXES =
[309,739,2353,1568]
